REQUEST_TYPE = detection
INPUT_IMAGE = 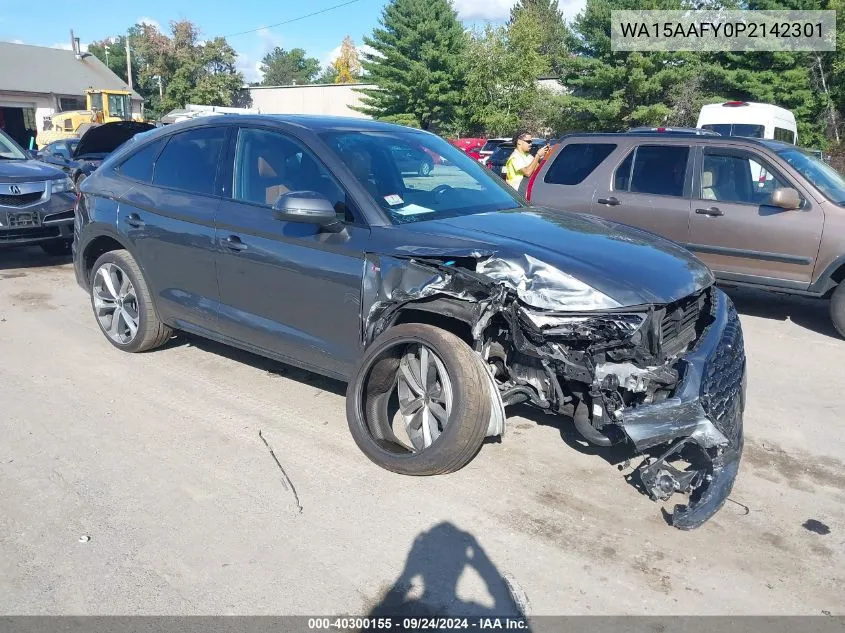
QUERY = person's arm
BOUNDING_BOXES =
[519,146,550,177]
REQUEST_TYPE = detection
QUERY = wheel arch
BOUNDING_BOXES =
[81,234,133,288]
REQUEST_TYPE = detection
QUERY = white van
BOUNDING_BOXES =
[696,101,797,145]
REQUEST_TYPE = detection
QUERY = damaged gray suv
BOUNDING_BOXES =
[73,116,746,529]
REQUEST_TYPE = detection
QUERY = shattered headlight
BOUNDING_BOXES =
[477,255,621,312]
[521,311,648,344]
[50,177,73,194]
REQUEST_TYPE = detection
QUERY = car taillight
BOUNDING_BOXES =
[723,101,749,107]
[657,127,666,132]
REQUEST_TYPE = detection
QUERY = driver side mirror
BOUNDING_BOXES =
[769,187,802,210]
[272,191,343,232]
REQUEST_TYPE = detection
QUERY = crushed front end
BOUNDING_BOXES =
[363,254,746,529]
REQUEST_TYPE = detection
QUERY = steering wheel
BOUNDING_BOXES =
[432,184,453,198]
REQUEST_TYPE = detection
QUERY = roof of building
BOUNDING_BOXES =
[0,41,142,100]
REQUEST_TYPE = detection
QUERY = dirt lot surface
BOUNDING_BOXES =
[1,247,842,616]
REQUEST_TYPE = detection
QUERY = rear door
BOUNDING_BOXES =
[590,143,693,243]
[214,125,370,379]
[117,125,228,334]
[687,145,823,285]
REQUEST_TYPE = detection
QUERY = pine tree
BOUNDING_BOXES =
[508,0,571,77]
[358,0,467,130]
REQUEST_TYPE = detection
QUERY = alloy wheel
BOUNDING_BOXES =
[92,262,139,345]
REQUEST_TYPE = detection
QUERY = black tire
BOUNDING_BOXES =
[418,159,433,177]
[831,282,845,339]
[89,249,172,353]
[40,239,72,256]
[346,323,491,476]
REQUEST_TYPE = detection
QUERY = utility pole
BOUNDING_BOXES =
[125,36,133,90]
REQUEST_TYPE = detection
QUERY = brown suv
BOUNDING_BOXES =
[521,133,845,337]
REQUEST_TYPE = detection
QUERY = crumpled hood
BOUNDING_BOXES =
[75,121,155,158]
[396,208,714,309]
[0,159,65,183]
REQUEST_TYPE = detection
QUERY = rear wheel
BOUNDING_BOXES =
[346,323,491,476]
[830,282,845,339]
[89,249,172,352]
[40,239,72,256]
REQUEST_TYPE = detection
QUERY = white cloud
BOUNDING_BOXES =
[452,0,585,22]
[452,0,513,20]
[12,38,24,44]
[137,16,161,30]
[256,27,282,50]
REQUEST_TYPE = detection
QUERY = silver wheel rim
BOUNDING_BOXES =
[92,262,139,345]
[420,162,431,176]
[396,344,453,451]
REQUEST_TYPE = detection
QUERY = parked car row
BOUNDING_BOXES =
[71,114,748,529]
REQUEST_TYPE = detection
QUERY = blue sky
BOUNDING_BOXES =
[0,0,585,83]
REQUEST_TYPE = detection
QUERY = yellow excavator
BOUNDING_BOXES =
[38,88,144,146]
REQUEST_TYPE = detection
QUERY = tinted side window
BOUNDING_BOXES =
[614,151,634,191]
[774,127,795,144]
[233,127,351,219]
[153,127,227,195]
[52,143,70,159]
[630,145,689,197]
[118,138,165,183]
[544,143,616,185]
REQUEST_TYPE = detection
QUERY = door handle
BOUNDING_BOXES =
[224,235,248,252]
[125,213,145,228]
[695,206,724,217]
[597,197,621,207]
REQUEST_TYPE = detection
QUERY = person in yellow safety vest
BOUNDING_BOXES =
[505,131,549,190]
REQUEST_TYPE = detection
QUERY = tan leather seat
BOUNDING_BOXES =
[257,155,289,205]
[701,170,717,200]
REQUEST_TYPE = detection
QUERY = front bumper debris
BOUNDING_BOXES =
[621,290,745,529]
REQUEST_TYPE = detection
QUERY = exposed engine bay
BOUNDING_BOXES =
[362,251,746,530]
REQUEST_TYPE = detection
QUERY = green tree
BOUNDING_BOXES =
[129,20,245,115]
[260,47,321,85]
[316,65,339,84]
[358,0,467,130]
[461,11,550,136]
[509,0,571,77]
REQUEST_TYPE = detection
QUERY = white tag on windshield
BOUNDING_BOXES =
[394,204,435,216]
[384,194,404,206]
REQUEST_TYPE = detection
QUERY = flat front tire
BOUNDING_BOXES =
[831,282,845,339]
[89,249,172,353]
[346,323,492,476]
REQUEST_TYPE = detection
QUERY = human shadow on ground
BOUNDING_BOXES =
[367,522,529,626]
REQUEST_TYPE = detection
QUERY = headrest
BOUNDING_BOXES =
[701,170,714,188]
[258,156,277,178]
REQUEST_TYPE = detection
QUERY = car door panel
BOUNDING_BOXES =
[114,126,228,333]
[119,185,221,332]
[590,144,693,244]
[215,201,369,378]
[214,126,370,379]
[687,146,823,284]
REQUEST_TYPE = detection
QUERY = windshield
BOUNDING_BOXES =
[320,130,523,224]
[777,147,845,205]
[702,123,765,138]
[0,130,26,160]
[108,94,130,119]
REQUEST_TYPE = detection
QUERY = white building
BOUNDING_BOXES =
[0,40,142,147]
[246,83,377,118]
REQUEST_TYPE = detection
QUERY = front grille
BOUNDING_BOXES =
[0,226,60,241]
[0,192,42,207]
[700,300,745,446]
[661,290,707,357]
